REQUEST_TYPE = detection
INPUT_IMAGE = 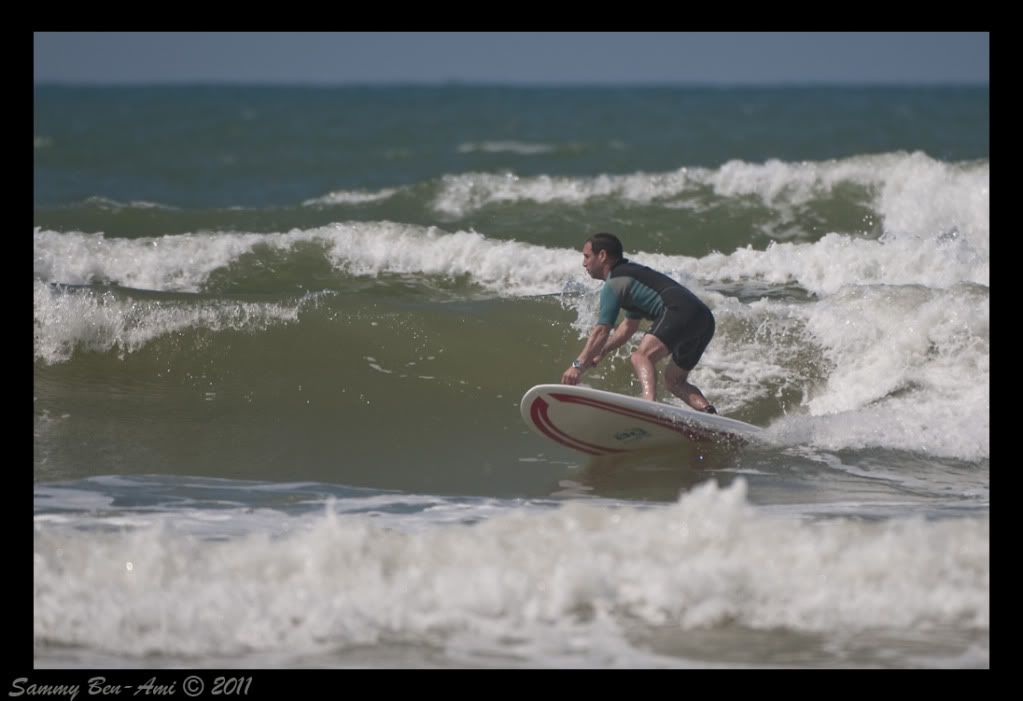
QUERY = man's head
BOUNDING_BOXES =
[582,232,623,280]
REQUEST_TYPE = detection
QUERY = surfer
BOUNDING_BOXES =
[561,232,717,413]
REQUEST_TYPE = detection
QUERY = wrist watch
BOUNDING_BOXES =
[571,360,584,370]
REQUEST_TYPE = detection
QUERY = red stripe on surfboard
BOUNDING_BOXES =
[549,392,718,443]
[529,397,624,455]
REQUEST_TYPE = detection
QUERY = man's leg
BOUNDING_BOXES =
[664,361,714,412]
[631,334,670,401]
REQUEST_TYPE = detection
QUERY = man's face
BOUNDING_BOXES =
[582,242,605,280]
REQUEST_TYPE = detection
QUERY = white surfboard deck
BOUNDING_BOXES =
[520,384,762,456]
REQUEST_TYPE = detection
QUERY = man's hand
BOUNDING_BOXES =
[561,366,583,385]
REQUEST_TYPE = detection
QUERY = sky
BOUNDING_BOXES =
[34,32,989,86]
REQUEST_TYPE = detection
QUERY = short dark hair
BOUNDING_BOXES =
[587,232,623,261]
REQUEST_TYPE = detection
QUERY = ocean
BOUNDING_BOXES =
[33,84,989,669]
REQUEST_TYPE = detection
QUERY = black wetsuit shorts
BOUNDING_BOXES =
[648,292,715,371]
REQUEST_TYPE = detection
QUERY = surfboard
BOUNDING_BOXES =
[520,384,762,456]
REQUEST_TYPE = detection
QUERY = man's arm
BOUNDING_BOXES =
[593,317,641,365]
[561,324,611,385]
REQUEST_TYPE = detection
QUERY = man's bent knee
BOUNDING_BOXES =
[630,351,651,368]
[635,340,668,364]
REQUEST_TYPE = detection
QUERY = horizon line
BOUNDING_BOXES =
[34,79,991,88]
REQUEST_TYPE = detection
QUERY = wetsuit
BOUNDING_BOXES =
[598,259,715,371]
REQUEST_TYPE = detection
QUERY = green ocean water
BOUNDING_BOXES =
[33,85,989,668]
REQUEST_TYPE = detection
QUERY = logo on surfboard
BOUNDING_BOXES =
[614,427,651,443]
